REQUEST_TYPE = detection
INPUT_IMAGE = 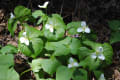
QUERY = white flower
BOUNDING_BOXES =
[22,32,27,36]
[96,46,103,53]
[19,32,29,46]
[91,46,105,60]
[77,27,90,33]
[68,57,79,68]
[77,21,90,33]
[81,21,86,27]
[99,74,106,80]
[20,37,29,45]
[10,12,15,19]
[38,1,49,8]
[45,24,54,32]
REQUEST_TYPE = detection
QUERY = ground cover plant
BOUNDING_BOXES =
[0,0,120,80]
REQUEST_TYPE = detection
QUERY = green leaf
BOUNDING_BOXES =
[56,66,74,80]
[31,38,43,57]
[78,47,92,60]
[0,54,14,68]
[0,54,19,80]
[24,24,43,38]
[110,31,120,44]
[18,44,32,57]
[32,10,45,18]
[83,40,101,50]
[45,37,71,56]
[8,18,18,36]
[53,44,70,56]
[14,6,31,18]
[0,67,19,80]
[67,21,81,35]
[72,69,88,80]
[44,14,66,40]
[79,56,100,70]
[30,59,42,72]
[40,58,61,74]
[70,38,81,55]
[94,70,103,79]
[102,43,113,66]
[0,45,17,54]
[108,20,120,31]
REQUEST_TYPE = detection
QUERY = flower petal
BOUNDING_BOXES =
[73,62,79,67]
[23,32,27,36]
[77,27,83,32]
[20,37,29,46]
[49,27,54,32]
[38,1,49,8]
[98,46,103,53]
[45,24,50,29]
[99,74,106,80]
[10,12,15,19]
[25,39,29,45]
[69,57,74,63]
[91,53,97,59]
[98,54,105,60]
[20,37,26,43]
[68,64,72,68]
[85,27,90,33]
[81,21,86,27]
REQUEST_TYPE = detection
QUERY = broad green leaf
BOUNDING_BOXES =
[44,14,66,40]
[0,67,19,80]
[18,44,32,57]
[72,69,88,80]
[78,47,93,60]
[110,31,120,44]
[8,18,18,36]
[56,66,74,80]
[0,54,14,68]
[53,44,70,56]
[70,38,81,55]
[32,10,45,18]
[31,38,43,57]
[0,45,17,54]
[66,21,81,35]
[40,58,61,74]
[30,59,42,72]
[79,56,100,70]
[24,24,43,38]
[94,70,103,79]
[14,6,31,18]
[102,43,113,66]
[45,37,71,56]
[108,20,120,31]
[83,40,102,50]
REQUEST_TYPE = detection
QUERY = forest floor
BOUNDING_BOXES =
[0,0,120,80]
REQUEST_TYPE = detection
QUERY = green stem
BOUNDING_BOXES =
[20,68,32,76]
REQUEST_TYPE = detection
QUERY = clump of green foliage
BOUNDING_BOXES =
[0,4,114,80]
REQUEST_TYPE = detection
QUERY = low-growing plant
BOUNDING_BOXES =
[6,2,114,80]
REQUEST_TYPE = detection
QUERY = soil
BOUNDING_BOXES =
[0,0,120,80]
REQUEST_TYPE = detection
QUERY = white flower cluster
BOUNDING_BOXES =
[77,21,90,33]
[91,46,105,60]
[19,32,29,46]
[45,24,54,33]
[68,57,79,68]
